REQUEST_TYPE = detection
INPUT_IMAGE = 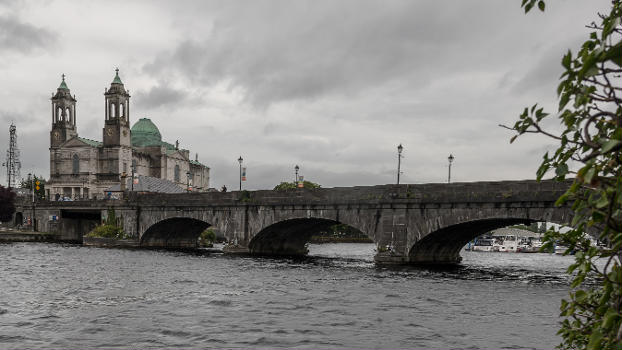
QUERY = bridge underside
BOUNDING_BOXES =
[141,218,210,248]
[248,218,341,256]
[408,218,535,264]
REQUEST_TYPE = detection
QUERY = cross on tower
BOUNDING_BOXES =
[115,67,119,75]
[61,73,65,81]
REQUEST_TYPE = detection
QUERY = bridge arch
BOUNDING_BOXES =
[249,217,373,256]
[408,218,535,264]
[407,205,574,264]
[141,217,210,248]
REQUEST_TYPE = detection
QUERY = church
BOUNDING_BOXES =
[47,70,210,199]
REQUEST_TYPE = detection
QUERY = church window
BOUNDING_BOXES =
[110,103,116,118]
[57,107,62,121]
[72,154,80,174]
[174,164,180,182]
[120,103,125,119]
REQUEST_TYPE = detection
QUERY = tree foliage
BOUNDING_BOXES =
[19,175,46,199]
[273,181,321,190]
[505,1,621,349]
[0,185,16,222]
[85,208,129,239]
[199,228,217,247]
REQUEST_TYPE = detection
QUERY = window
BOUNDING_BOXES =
[72,154,80,174]
[174,164,180,182]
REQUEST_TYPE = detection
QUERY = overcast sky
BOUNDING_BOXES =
[0,0,611,190]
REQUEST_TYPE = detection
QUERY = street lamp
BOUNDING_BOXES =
[397,144,403,184]
[448,154,455,183]
[295,165,299,183]
[238,156,243,191]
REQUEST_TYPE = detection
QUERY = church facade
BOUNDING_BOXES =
[47,70,210,199]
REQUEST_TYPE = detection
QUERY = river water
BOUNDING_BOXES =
[0,242,574,349]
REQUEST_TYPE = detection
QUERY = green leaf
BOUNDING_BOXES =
[602,308,619,330]
[595,195,609,209]
[601,139,621,153]
[574,290,587,302]
[537,0,545,11]
[586,329,603,350]
[601,39,622,67]
[584,167,596,184]
[555,163,569,177]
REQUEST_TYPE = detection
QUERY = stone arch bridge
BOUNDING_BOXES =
[15,179,573,264]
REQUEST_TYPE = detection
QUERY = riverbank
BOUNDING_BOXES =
[309,236,373,243]
[0,229,58,242]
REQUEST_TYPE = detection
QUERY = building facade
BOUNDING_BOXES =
[47,70,210,199]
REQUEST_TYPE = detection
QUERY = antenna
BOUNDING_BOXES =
[3,123,21,189]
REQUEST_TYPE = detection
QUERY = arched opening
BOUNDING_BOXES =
[65,107,70,123]
[110,103,116,118]
[120,103,125,118]
[249,218,372,257]
[57,107,63,121]
[174,164,180,182]
[72,154,80,174]
[14,212,23,227]
[141,217,210,248]
[409,218,535,264]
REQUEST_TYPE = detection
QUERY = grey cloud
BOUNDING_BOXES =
[0,15,57,54]
[143,1,518,107]
[133,84,188,110]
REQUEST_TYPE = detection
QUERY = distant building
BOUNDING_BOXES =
[47,70,210,199]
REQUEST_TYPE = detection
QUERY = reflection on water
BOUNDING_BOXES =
[0,242,574,349]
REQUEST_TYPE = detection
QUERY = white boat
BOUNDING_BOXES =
[471,238,495,252]
[496,235,518,252]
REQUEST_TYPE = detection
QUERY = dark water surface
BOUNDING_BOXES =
[0,243,574,349]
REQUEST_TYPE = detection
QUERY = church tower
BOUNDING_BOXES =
[50,74,77,148]
[103,68,131,147]
[101,68,132,177]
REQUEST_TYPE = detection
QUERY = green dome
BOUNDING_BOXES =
[131,118,162,147]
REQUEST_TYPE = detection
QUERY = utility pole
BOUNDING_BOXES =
[3,123,21,189]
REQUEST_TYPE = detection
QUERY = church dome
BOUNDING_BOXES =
[131,118,162,147]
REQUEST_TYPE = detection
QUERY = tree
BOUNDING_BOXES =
[273,181,321,190]
[19,175,46,199]
[504,1,621,349]
[0,185,16,222]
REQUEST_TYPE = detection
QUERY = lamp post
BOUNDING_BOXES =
[295,165,299,183]
[28,173,35,231]
[448,154,455,183]
[397,144,403,184]
[238,156,243,191]
[28,173,34,203]
[186,171,191,193]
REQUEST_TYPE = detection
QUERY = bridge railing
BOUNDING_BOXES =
[17,179,573,209]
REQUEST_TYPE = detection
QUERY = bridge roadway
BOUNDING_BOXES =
[14,179,574,264]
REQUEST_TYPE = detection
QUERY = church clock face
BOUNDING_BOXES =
[122,130,128,137]
[106,127,114,136]
[53,131,60,140]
